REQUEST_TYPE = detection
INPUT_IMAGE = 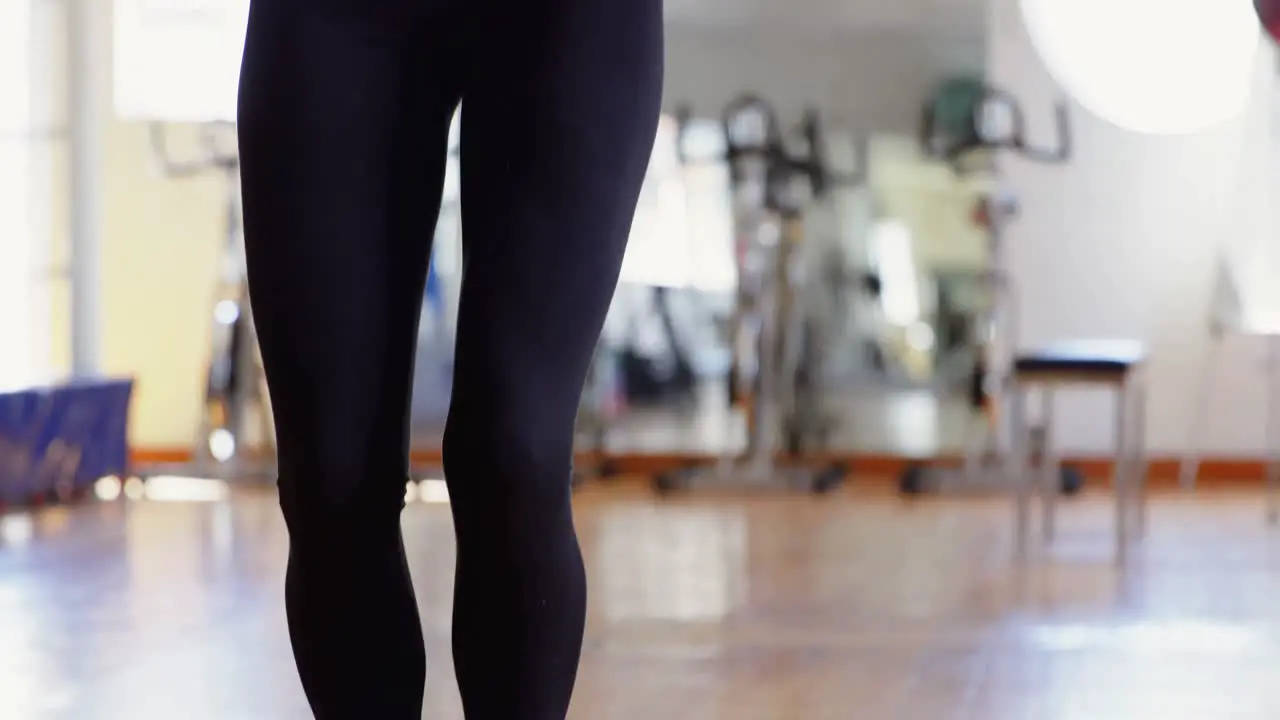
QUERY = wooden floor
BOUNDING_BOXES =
[5,484,1280,719]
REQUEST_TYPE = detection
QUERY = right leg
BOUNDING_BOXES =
[237,1,460,716]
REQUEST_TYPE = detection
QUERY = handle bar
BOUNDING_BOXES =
[674,97,863,205]
[799,109,864,194]
[922,84,1072,167]
[149,122,238,178]
[976,87,1071,164]
[720,93,784,154]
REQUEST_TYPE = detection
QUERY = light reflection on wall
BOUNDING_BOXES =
[595,505,748,622]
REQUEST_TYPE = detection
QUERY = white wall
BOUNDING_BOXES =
[989,0,1279,454]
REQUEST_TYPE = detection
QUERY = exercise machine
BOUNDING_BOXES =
[615,285,702,408]
[898,85,1085,496]
[680,105,865,448]
[653,96,849,495]
[143,123,274,482]
[411,208,458,429]
[572,341,624,488]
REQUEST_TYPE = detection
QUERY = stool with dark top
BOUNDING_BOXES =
[1010,339,1148,566]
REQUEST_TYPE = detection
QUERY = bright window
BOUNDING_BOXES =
[114,0,249,122]
[619,115,737,291]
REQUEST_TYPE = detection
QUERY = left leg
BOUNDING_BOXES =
[442,0,664,717]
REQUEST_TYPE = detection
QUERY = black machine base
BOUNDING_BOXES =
[898,462,1085,497]
[653,461,847,496]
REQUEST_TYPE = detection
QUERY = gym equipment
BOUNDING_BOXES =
[412,108,461,438]
[922,85,1071,167]
[411,211,458,428]
[617,286,701,407]
[0,379,134,507]
[572,343,623,488]
[653,95,849,495]
[143,123,274,482]
[1009,340,1147,567]
[678,104,866,420]
[899,84,1085,497]
[919,77,988,171]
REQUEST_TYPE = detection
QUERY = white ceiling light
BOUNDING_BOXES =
[1018,0,1261,135]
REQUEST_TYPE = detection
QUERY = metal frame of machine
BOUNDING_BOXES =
[898,85,1083,496]
[141,123,275,482]
[652,95,853,495]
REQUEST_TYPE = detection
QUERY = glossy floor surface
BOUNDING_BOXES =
[416,386,978,457]
[4,485,1280,719]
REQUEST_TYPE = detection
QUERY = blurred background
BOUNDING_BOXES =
[5,0,1280,718]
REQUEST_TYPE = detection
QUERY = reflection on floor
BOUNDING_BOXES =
[593,390,974,458]
[413,388,977,458]
[4,486,1280,718]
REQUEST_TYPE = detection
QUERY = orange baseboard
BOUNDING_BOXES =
[131,447,193,465]
[129,446,1271,490]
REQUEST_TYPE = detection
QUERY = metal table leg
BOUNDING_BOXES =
[1114,381,1131,568]
[1267,335,1280,524]
[1133,378,1149,540]
[1040,386,1058,543]
[1012,383,1032,559]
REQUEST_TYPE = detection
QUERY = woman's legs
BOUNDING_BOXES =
[238,0,661,715]
[444,0,663,717]
[236,1,460,716]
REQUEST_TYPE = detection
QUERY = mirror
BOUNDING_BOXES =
[573,17,995,465]
[111,0,1001,466]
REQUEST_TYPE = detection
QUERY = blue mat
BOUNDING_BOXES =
[0,377,134,503]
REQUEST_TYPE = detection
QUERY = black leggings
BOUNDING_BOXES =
[235,0,662,717]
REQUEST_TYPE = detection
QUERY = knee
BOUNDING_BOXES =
[441,411,575,510]
[276,438,405,538]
